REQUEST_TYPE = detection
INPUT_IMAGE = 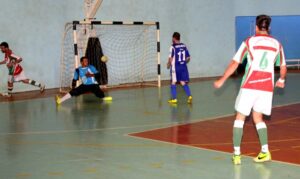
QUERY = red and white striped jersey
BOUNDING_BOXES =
[3,49,23,75]
[233,34,286,92]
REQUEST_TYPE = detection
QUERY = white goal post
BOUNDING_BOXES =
[59,20,161,93]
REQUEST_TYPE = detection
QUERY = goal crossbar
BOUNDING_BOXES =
[60,20,161,93]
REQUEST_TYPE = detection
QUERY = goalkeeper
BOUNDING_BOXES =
[56,56,112,104]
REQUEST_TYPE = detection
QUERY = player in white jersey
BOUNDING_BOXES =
[214,15,287,164]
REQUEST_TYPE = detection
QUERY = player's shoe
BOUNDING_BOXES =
[253,152,271,163]
[1,92,12,98]
[187,96,192,104]
[55,95,61,105]
[168,99,177,104]
[232,155,241,165]
[103,96,113,101]
[40,84,45,93]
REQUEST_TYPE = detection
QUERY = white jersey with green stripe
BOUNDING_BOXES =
[233,34,286,92]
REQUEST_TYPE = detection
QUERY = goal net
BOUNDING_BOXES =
[60,21,161,93]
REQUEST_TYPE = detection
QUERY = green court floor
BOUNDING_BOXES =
[1,74,300,179]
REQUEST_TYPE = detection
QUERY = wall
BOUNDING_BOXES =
[234,0,300,16]
[0,0,235,92]
[97,0,235,78]
[0,0,83,92]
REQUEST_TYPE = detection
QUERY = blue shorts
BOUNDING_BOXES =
[171,65,189,83]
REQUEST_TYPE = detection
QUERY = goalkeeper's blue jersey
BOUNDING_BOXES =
[73,65,98,85]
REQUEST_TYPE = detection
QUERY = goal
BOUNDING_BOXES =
[59,20,161,93]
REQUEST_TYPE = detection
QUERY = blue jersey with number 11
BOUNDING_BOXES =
[170,43,190,65]
[169,43,190,82]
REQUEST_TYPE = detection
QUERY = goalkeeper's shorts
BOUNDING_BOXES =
[69,84,104,98]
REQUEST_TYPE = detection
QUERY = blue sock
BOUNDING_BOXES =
[183,85,191,97]
[171,85,177,99]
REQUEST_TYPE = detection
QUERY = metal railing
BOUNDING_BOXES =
[286,59,300,70]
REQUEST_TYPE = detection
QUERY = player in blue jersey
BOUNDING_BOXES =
[56,56,112,105]
[167,32,192,104]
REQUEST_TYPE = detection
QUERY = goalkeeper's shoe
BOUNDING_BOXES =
[55,95,61,105]
[232,155,241,165]
[103,96,113,101]
[187,96,193,104]
[253,152,271,163]
[40,84,45,93]
[168,99,177,104]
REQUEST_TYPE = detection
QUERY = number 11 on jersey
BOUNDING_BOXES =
[177,50,186,62]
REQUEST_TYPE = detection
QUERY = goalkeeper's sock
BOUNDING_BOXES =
[60,93,71,103]
[171,85,177,99]
[183,84,191,97]
[233,120,245,155]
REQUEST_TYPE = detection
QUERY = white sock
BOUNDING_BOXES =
[234,146,241,155]
[261,144,269,153]
[60,93,71,103]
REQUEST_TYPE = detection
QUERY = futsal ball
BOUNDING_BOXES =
[100,55,108,63]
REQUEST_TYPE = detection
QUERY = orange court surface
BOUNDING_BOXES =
[130,103,300,165]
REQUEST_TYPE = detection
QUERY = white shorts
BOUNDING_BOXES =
[8,71,27,83]
[235,88,273,116]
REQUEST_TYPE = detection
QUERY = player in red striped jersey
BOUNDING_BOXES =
[0,42,45,97]
[214,15,287,164]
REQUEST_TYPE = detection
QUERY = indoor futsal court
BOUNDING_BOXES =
[1,0,300,179]
[1,76,300,178]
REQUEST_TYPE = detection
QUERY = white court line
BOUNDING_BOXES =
[126,132,300,167]
[0,122,172,136]
[1,101,299,137]
[0,113,234,136]
[125,101,300,167]
[62,158,103,163]
[128,101,300,136]
[272,101,300,109]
